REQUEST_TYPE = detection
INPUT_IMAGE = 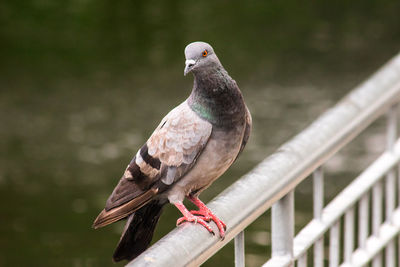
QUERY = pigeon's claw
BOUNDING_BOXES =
[190,210,211,221]
[190,210,226,229]
[176,214,215,235]
[190,209,226,237]
[187,195,226,238]
[174,202,215,235]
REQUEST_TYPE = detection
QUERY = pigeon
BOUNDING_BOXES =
[93,41,252,262]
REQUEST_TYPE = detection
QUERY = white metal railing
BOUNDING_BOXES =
[127,52,400,267]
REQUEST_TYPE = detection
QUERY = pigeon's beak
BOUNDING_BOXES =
[184,59,196,76]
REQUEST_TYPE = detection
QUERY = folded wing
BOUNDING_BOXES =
[93,101,212,228]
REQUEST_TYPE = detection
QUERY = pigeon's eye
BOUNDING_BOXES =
[202,50,208,57]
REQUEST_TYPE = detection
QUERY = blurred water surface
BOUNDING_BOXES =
[1,1,400,266]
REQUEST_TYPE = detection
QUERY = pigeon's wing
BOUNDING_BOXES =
[235,105,252,161]
[93,101,212,228]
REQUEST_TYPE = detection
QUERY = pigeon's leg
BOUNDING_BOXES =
[174,202,215,235]
[187,195,226,238]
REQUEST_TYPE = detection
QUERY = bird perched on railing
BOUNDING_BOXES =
[93,41,252,262]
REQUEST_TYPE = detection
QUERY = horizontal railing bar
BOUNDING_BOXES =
[293,139,400,257]
[128,54,400,267]
[340,208,400,267]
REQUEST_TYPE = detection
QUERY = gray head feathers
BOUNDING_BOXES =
[184,41,222,76]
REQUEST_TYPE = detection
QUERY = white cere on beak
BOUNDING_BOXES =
[185,59,196,66]
[184,59,196,76]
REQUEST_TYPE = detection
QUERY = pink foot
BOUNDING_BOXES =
[190,210,227,229]
[174,202,215,235]
[187,196,226,238]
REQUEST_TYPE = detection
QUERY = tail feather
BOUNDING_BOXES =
[113,200,166,262]
[92,188,158,229]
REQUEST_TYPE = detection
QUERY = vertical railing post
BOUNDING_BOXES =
[234,231,245,267]
[297,253,307,267]
[385,104,397,267]
[358,193,369,249]
[344,208,355,263]
[271,190,294,265]
[329,221,340,267]
[313,167,324,267]
[372,180,383,267]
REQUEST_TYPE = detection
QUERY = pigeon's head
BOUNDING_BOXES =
[184,41,221,76]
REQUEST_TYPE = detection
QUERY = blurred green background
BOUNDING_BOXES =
[1,1,400,266]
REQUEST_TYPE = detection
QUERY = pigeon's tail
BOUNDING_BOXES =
[113,200,166,262]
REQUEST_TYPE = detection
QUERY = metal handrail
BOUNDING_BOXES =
[128,52,400,267]
[292,139,400,265]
